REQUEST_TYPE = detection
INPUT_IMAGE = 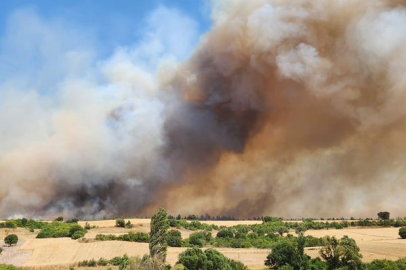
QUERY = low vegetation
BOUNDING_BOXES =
[95,232,149,242]
[0,265,20,270]
[399,227,406,239]
[0,218,47,230]
[177,247,248,270]
[4,234,18,246]
[36,221,87,239]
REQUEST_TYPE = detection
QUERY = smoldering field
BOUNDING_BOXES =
[2,0,406,219]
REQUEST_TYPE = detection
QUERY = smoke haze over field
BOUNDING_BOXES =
[1,0,406,219]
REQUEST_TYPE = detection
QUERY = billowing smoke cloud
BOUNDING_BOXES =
[2,0,406,219]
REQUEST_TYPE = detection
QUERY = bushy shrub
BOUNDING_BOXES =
[110,256,123,266]
[217,228,234,238]
[98,257,108,266]
[126,221,133,228]
[71,231,85,240]
[399,227,406,239]
[116,218,125,228]
[36,222,86,239]
[178,248,248,270]
[55,216,63,222]
[4,234,18,246]
[167,230,182,247]
[188,232,211,247]
[95,232,149,243]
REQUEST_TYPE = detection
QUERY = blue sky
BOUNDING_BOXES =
[0,0,212,93]
[0,0,211,55]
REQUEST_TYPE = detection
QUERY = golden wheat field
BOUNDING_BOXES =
[1,220,406,269]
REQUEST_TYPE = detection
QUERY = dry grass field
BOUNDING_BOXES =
[305,227,406,262]
[1,220,405,269]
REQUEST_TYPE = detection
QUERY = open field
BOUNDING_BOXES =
[1,220,406,269]
[305,227,406,262]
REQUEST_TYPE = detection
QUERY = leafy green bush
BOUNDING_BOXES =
[98,257,108,266]
[399,227,406,239]
[95,232,149,243]
[217,228,234,238]
[36,222,86,239]
[167,230,182,247]
[4,234,18,246]
[125,220,133,228]
[116,218,125,228]
[110,256,123,266]
[188,232,211,247]
[177,248,248,270]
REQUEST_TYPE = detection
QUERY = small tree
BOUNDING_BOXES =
[320,236,363,270]
[377,212,390,220]
[167,230,182,247]
[116,218,125,228]
[399,227,406,239]
[265,241,303,269]
[4,234,18,246]
[277,226,289,236]
[125,220,133,229]
[149,208,169,261]
[55,216,63,222]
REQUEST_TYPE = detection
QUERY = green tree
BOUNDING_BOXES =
[178,248,208,270]
[399,227,406,239]
[265,241,300,269]
[277,226,289,236]
[116,218,125,228]
[149,208,169,261]
[4,234,18,246]
[55,216,63,222]
[320,236,363,270]
[377,212,390,220]
[167,230,182,247]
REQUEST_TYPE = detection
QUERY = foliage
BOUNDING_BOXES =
[365,258,406,270]
[36,221,86,239]
[377,212,390,220]
[169,219,219,231]
[116,218,126,228]
[264,240,308,270]
[178,247,248,270]
[167,230,182,247]
[277,226,289,236]
[98,257,109,266]
[4,234,18,246]
[188,232,211,247]
[95,232,149,243]
[320,235,363,270]
[119,254,130,270]
[55,216,64,222]
[399,227,406,239]
[0,264,20,270]
[0,247,3,255]
[149,208,170,261]
[126,220,134,229]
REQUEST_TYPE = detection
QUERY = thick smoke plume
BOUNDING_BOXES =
[1,0,406,219]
